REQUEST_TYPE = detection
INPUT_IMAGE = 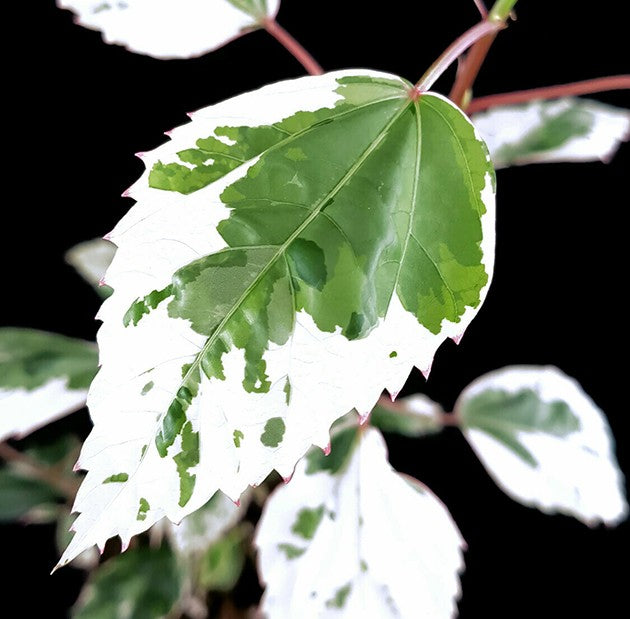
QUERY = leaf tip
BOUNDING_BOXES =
[451,333,464,346]
[134,151,147,160]
[283,474,294,484]
[233,499,241,508]
[322,442,331,456]
[72,460,82,472]
[358,412,371,426]
[421,363,432,381]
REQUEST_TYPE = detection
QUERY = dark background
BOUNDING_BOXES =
[3,1,628,616]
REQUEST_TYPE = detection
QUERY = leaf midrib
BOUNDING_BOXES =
[178,97,414,403]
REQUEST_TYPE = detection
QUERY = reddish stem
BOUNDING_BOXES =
[263,19,324,76]
[473,0,488,17]
[466,75,630,113]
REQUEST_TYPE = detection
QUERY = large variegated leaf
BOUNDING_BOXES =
[65,238,116,298]
[472,98,630,168]
[0,329,97,442]
[57,0,281,59]
[458,365,628,525]
[255,427,465,617]
[58,70,495,568]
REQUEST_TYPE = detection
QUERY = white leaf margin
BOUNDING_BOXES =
[472,97,630,168]
[458,365,628,526]
[57,0,281,59]
[255,427,465,618]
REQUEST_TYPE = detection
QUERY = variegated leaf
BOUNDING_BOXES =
[58,70,495,568]
[370,393,444,437]
[458,365,628,525]
[65,238,116,297]
[57,0,281,59]
[0,329,98,442]
[255,427,465,617]
[472,98,630,168]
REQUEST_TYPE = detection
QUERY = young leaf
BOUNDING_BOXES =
[167,490,246,556]
[57,0,281,59]
[255,427,465,617]
[472,98,630,168]
[370,393,444,437]
[198,527,247,592]
[65,238,116,298]
[0,468,61,522]
[457,365,628,525]
[58,70,494,568]
[0,329,98,442]
[73,545,182,619]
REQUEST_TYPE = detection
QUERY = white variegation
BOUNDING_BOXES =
[57,70,495,568]
[0,379,88,443]
[58,0,281,59]
[65,238,116,290]
[255,428,465,618]
[472,98,630,168]
[459,366,628,526]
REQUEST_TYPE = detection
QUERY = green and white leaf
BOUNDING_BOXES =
[58,0,281,59]
[458,365,628,525]
[0,329,98,442]
[73,545,181,619]
[255,427,465,618]
[58,70,494,567]
[66,238,116,297]
[166,490,246,555]
[370,393,444,437]
[472,98,630,168]
[57,510,100,570]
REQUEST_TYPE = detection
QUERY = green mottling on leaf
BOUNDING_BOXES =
[141,381,154,395]
[0,328,98,392]
[283,376,291,405]
[277,543,306,559]
[260,417,286,447]
[389,350,398,358]
[306,427,358,475]
[123,286,172,327]
[461,388,581,467]
[137,498,150,521]
[233,429,244,448]
[494,105,593,164]
[103,473,129,484]
[127,76,491,481]
[224,0,268,20]
[174,421,200,507]
[291,505,325,540]
[140,444,148,458]
[360,559,368,572]
[325,583,352,609]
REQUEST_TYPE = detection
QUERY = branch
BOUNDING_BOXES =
[467,75,630,113]
[0,441,78,500]
[263,19,324,76]
[449,0,518,107]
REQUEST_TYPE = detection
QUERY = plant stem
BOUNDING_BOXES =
[0,441,78,500]
[415,20,504,92]
[376,395,461,428]
[449,0,518,107]
[473,0,488,18]
[263,18,324,76]
[467,75,630,113]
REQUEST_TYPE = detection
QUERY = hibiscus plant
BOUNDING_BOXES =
[1,1,629,617]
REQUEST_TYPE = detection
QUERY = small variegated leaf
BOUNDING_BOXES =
[73,545,182,619]
[370,394,444,437]
[57,0,281,59]
[472,98,630,168]
[65,238,116,298]
[0,329,98,442]
[255,427,465,618]
[458,365,628,526]
[167,490,246,556]
[198,526,247,592]
[58,70,494,568]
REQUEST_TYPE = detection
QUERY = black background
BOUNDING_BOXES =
[3,1,628,616]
